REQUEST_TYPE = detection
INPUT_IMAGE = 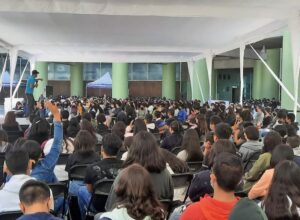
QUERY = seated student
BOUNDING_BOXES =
[161,120,183,152]
[261,160,300,220]
[97,164,164,220]
[243,131,282,192]
[209,115,222,132]
[286,112,299,131]
[239,126,263,166]
[18,180,60,220]
[181,152,243,220]
[77,133,123,218]
[0,129,11,153]
[248,144,294,200]
[154,111,166,130]
[287,135,300,166]
[177,129,203,162]
[96,113,109,135]
[144,113,159,133]
[0,149,34,212]
[213,122,232,142]
[21,102,63,183]
[188,139,237,202]
[1,111,23,143]
[65,130,100,194]
[105,131,174,211]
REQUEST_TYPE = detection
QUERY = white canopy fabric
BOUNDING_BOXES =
[0,0,299,63]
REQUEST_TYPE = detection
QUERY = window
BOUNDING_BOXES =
[131,63,147,80]
[48,63,70,80]
[100,63,112,78]
[83,63,100,81]
[148,64,162,80]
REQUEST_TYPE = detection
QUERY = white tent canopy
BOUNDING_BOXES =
[0,0,299,63]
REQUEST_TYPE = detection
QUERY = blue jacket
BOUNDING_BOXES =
[31,121,63,183]
[177,109,187,123]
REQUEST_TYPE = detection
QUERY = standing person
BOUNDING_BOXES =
[25,70,40,116]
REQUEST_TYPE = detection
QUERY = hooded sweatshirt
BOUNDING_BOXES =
[0,174,35,212]
[180,195,239,220]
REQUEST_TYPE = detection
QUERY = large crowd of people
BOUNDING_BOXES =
[0,94,299,220]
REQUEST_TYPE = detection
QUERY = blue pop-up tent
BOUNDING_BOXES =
[87,72,112,89]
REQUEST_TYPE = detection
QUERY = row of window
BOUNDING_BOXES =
[0,55,181,82]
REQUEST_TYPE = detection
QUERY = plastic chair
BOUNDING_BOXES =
[57,153,69,165]
[187,161,203,173]
[48,183,68,216]
[85,179,114,219]
[0,211,23,220]
[68,164,89,181]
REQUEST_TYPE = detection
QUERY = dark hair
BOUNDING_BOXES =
[19,180,50,206]
[240,110,253,122]
[287,113,295,123]
[3,111,18,127]
[80,119,97,140]
[28,117,50,145]
[181,129,203,162]
[61,110,69,120]
[207,139,237,168]
[21,140,42,163]
[0,129,8,143]
[273,125,287,139]
[97,113,106,124]
[285,124,297,137]
[154,111,161,119]
[205,131,214,144]
[160,148,189,173]
[5,149,29,175]
[170,120,182,134]
[244,126,259,141]
[214,123,232,139]
[115,164,164,220]
[102,133,122,156]
[263,131,282,153]
[196,114,208,137]
[270,144,294,168]
[112,121,126,141]
[82,112,92,122]
[67,118,80,138]
[212,152,243,192]
[210,115,222,125]
[74,130,96,154]
[133,119,147,135]
[145,114,153,124]
[287,135,300,148]
[264,161,300,220]
[123,136,134,150]
[123,131,166,173]
[277,109,287,120]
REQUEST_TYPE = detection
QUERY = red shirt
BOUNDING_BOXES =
[180,195,239,220]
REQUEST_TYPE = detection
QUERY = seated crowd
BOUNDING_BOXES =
[0,96,299,220]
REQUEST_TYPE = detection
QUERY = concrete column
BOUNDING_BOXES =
[112,63,128,99]
[33,62,48,100]
[162,63,176,99]
[70,63,83,97]
[252,61,263,99]
[192,59,209,102]
[261,49,280,99]
[281,32,294,111]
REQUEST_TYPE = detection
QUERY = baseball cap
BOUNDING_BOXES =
[32,70,39,75]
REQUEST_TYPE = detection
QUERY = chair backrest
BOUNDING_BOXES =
[89,179,114,213]
[0,153,5,186]
[244,150,261,172]
[171,173,193,189]
[187,161,203,173]
[0,211,23,220]
[6,130,23,144]
[48,183,67,199]
[171,147,181,155]
[56,153,69,165]
[68,164,89,181]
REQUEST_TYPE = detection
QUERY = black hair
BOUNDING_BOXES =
[28,117,50,145]
[214,123,232,139]
[19,180,51,206]
[133,119,147,135]
[67,117,80,138]
[212,152,243,192]
[145,114,153,124]
[5,149,29,175]
[97,113,106,124]
[273,125,288,139]
[270,144,294,168]
[287,113,295,123]
[102,133,122,156]
[263,131,282,153]
[285,124,297,137]
[210,115,222,125]
[21,140,42,163]
[287,135,300,148]
[244,126,259,141]
[82,112,92,122]
[61,110,69,120]
[170,120,182,134]
[277,109,287,120]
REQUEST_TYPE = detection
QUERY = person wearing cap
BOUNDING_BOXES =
[25,70,39,116]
